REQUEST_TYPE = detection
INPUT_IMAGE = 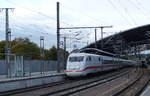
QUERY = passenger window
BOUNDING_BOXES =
[86,57,89,61]
[99,58,101,61]
[89,56,91,61]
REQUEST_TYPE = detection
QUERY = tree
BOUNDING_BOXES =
[44,49,51,60]
[0,41,5,59]
[11,38,40,59]
[48,46,69,61]
[49,46,57,60]
[0,38,69,60]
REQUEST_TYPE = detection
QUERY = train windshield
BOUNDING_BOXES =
[69,56,84,62]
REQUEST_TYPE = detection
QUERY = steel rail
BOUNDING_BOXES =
[41,70,129,96]
[112,69,150,96]
[0,68,130,96]
[0,79,72,96]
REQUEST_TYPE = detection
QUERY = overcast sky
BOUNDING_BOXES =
[0,0,150,51]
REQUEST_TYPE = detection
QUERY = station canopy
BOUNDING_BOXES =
[83,24,150,55]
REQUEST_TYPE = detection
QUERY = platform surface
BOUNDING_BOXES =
[0,71,65,83]
[140,85,150,96]
[0,70,65,92]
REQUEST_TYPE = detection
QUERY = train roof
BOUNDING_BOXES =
[71,48,115,57]
[69,52,114,58]
[69,53,98,57]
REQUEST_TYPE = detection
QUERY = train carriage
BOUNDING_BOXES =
[66,52,136,77]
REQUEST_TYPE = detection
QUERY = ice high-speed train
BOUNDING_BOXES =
[66,51,136,77]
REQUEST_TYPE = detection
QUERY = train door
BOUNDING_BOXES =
[113,57,117,70]
[98,57,102,72]
[101,57,104,72]
[93,56,97,73]
[112,57,115,70]
[85,56,92,74]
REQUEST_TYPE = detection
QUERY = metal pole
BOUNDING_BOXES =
[0,8,15,78]
[40,36,42,74]
[5,9,11,77]
[57,2,60,73]
[8,29,11,76]
[8,29,11,51]
[137,43,140,60]
[40,36,44,74]
[101,27,103,49]
[120,40,123,55]
[95,29,97,48]
[64,37,66,70]
[42,37,44,74]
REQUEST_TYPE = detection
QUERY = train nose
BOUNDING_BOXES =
[66,65,84,77]
[66,71,85,77]
[67,63,80,70]
[68,66,80,70]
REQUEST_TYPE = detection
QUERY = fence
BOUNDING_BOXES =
[0,60,64,76]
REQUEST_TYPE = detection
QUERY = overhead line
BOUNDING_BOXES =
[107,0,133,26]
[6,0,74,26]
[61,5,110,25]
[128,0,150,20]
[60,26,112,29]
[117,0,138,26]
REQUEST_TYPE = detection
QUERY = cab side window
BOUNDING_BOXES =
[86,57,89,61]
[86,56,91,61]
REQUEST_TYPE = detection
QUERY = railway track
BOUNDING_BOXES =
[112,68,150,96]
[41,70,129,96]
[0,68,130,96]
[0,79,73,96]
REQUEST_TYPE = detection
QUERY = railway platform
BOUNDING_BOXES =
[0,71,65,93]
[140,85,150,96]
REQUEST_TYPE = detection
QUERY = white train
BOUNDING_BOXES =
[66,52,136,77]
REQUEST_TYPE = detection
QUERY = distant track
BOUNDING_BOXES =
[112,68,150,96]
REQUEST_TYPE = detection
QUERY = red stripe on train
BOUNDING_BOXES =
[66,65,119,72]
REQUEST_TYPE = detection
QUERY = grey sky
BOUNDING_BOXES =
[0,0,150,51]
